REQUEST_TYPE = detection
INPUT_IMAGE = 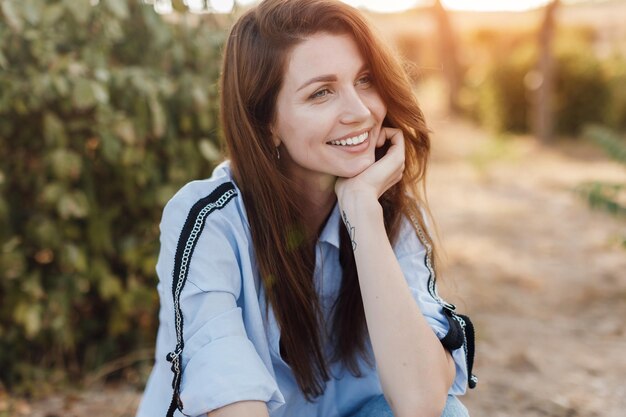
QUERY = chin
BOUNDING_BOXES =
[336,157,374,178]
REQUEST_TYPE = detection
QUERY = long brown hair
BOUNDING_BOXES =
[219,0,437,401]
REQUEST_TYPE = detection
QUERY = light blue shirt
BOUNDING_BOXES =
[136,160,468,417]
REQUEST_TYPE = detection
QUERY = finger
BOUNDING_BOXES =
[386,128,404,147]
[382,130,405,162]
[375,128,386,148]
[382,128,405,156]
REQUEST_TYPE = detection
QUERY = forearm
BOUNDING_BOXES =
[339,191,453,417]
[207,400,269,417]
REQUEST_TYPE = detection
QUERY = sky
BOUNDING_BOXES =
[151,0,589,15]
[342,0,554,13]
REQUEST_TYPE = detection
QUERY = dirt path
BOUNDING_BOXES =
[13,103,626,417]
[427,112,626,417]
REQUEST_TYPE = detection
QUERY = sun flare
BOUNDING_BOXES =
[441,0,552,12]
[151,0,560,14]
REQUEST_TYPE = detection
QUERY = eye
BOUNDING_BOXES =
[356,74,372,86]
[310,88,331,100]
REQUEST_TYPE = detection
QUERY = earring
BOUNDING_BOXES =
[275,146,280,160]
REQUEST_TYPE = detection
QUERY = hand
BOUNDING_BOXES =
[335,127,405,204]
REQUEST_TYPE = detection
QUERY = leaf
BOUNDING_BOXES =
[22,272,44,298]
[114,118,136,145]
[49,149,82,180]
[149,97,166,138]
[30,216,61,247]
[103,0,128,19]
[198,139,220,162]
[100,131,122,163]
[121,146,142,166]
[57,190,89,219]
[62,244,88,272]
[99,272,123,301]
[1,1,23,32]
[22,0,42,25]
[0,51,8,69]
[14,302,42,339]
[86,212,114,255]
[43,112,68,147]
[192,86,208,109]
[63,0,92,24]
[72,78,97,110]
[91,81,109,104]
[156,185,177,206]
[94,68,110,83]
[2,236,21,252]
[0,195,8,222]
[41,3,64,26]
[52,75,70,97]
[42,182,66,205]
[1,250,26,280]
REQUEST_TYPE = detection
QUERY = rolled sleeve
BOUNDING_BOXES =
[179,308,283,415]
[394,214,468,395]
[157,191,283,416]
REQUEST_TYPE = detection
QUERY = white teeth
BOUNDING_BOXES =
[328,131,369,146]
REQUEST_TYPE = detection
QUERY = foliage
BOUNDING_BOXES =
[478,42,534,133]
[551,37,609,135]
[603,54,626,132]
[576,126,626,243]
[460,26,619,136]
[584,125,626,166]
[0,0,228,392]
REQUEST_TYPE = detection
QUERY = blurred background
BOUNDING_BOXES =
[0,0,625,416]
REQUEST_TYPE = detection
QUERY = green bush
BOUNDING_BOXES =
[0,0,227,392]
[603,54,626,132]
[577,125,626,247]
[552,37,609,135]
[478,43,535,133]
[461,26,616,136]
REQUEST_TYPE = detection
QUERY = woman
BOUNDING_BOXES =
[136,0,476,416]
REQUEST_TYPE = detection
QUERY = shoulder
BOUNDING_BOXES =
[160,161,243,235]
[160,162,246,250]
[155,161,249,292]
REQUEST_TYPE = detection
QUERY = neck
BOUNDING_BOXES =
[294,173,337,239]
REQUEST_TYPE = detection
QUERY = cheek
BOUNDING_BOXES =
[362,90,387,123]
[373,95,387,121]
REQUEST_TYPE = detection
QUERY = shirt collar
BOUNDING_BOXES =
[318,200,341,249]
[215,159,341,249]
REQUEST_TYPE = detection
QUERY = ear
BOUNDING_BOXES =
[270,126,281,147]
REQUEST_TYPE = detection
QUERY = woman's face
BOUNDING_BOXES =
[272,32,387,186]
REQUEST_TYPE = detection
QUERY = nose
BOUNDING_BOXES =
[339,88,371,125]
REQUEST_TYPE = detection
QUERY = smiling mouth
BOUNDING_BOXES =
[326,131,369,147]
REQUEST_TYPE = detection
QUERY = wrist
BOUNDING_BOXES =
[337,188,382,216]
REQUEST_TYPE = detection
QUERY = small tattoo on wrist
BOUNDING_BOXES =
[341,210,357,251]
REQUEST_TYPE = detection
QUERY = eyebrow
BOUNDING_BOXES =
[296,63,369,92]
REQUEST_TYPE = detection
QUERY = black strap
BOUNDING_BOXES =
[458,313,478,389]
[165,182,238,417]
[441,309,464,351]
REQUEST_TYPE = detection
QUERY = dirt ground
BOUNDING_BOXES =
[8,94,626,417]
[428,115,626,417]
